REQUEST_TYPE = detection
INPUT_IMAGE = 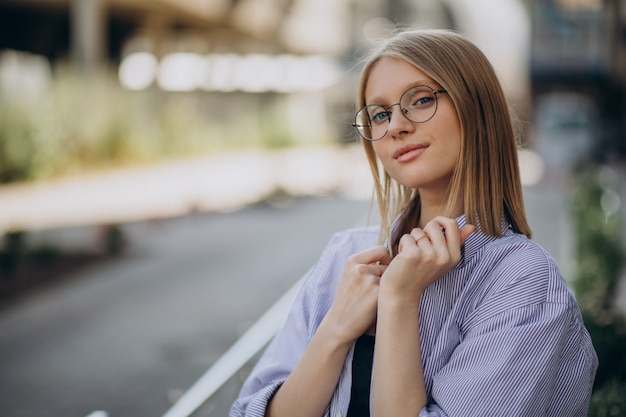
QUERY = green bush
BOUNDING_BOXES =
[571,168,625,320]
[587,378,626,417]
[0,67,332,184]
[571,165,626,415]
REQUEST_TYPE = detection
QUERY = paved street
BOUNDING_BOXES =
[0,196,371,417]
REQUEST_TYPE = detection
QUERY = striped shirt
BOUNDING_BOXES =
[230,215,598,417]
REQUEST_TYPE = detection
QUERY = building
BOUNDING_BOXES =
[529,0,626,163]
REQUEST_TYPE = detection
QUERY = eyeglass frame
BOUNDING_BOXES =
[352,85,448,141]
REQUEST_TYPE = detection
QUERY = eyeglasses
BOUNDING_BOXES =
[353,85,447,141]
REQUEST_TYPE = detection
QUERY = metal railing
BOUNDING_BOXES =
[161,272,308,417]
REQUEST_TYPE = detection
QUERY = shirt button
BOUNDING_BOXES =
[335,413,342,417]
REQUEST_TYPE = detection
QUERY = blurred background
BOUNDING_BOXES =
[0,0,624,416]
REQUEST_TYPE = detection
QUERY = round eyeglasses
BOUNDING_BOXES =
[353,85,447,141]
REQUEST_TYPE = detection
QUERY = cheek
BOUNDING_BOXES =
[371,141,388,160]
[372,144,397,177]
[440,120,462,157]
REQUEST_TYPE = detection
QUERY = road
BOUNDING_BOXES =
[0,196,371,417]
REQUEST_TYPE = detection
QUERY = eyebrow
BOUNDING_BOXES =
[365,79,440,105]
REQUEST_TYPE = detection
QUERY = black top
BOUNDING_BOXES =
[346,334,375,417]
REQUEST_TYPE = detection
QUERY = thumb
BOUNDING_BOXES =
[460,224,476,244]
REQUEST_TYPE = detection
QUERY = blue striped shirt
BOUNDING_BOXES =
[231,215,598,417]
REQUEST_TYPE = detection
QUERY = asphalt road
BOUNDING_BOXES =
[0,196,371,417]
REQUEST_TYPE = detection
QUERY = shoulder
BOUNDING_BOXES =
[324,225,380,253]
[302,225,380,289]
[460,233,591,341]
[467,231,574,307]
[311,225,380,278]
[481,233,558,276]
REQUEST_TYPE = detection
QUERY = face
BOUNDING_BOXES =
[364,57,462,195]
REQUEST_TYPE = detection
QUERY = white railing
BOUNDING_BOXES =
[161,273,307,417]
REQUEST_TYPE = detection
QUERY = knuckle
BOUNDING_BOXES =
[437,254,450,266]
[435,215,452,224]
[354,264,371,275]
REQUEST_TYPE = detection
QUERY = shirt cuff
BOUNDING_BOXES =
[238,380,285,417]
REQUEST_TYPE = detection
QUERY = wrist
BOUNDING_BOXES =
[317,314,358,350]
[378,285,423,311]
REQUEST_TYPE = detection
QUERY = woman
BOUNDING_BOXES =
[230,28,597,417]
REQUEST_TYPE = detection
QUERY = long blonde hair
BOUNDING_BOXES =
[357,28,531,248]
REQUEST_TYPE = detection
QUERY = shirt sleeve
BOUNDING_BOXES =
[230,228,372,417]
[418,252,598,417]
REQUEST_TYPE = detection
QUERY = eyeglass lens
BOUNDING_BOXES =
[354,86,440,141]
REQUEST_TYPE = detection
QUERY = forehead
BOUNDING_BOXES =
[364,57,434,103]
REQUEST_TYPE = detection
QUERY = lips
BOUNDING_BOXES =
[393,143,428,161]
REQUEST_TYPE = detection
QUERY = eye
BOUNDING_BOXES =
[413,95,435,106]
[368,106,390,124]
[402,87,436,109]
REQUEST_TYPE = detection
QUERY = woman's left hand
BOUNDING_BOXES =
[380,216,475,305]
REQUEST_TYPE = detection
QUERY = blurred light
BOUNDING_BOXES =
[598,166,620,190]
[601,190,621,217]
[518,149,546,186]
[121,52,342,93]
[278,55,341,93]
[598,166,621,217]
[275,55,304,93]
[234,54,282,93]
[298,56,342,92]
[118,52,157,91]
[157,53,204,92]
[203,54,239,92]
[0,49,51,96]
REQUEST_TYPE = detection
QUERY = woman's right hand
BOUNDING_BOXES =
[323,245,391,344]
[265,245,390,417]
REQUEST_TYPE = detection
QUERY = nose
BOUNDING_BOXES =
[386,103,414,139]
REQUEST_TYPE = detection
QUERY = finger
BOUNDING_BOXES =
[371,262,388,276]
[398,233,418,253]
[426,217,461,255]
[349,245,392,266]
[362,263,385,277]
[409,228,427,243]
[424,218,455,246]
[349,263,385,284]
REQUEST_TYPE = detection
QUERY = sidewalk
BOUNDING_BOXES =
[0,146,373,251]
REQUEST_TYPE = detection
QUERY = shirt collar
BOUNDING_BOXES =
[386,212,512,264]
[457,213,512,265]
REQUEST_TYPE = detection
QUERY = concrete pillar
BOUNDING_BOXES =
[71,0,106,72]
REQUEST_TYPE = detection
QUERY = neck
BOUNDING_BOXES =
[417,188,463,228]
[390,187,464,256]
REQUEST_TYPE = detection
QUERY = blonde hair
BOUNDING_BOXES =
[357,28,531,248]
